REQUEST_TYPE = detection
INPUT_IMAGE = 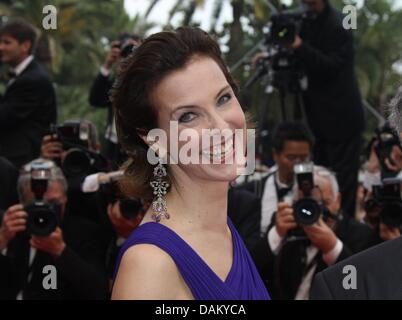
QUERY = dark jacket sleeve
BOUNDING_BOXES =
[89,73,113,108]
[228,188,262,251]
[0,157,19,210]
[54,245,108,299]
[334,244,353,264]
[250,228,277,291]
[310,272,334,300]
[0,253,16,299]
[296,25,354,78]
[54,217,109,299]
[0,78,49,130]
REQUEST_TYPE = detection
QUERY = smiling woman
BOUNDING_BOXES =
[111,27,270,300]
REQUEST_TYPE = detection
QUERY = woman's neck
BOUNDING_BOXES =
[155,172,230,233]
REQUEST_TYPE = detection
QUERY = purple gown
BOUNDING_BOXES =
[113,217,270,300]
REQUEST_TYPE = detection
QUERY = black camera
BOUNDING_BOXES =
[25,162,61,237]
[99,175,144,220]
[374,124,402,178]
[112,39,138,58]
[365,178,402,228]
[247,5,310,94]
[292,162,322,225]
[51,121,103,177]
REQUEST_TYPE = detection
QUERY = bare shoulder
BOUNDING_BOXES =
[111,243,192,300]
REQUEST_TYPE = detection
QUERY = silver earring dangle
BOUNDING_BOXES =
[150,159,170,222]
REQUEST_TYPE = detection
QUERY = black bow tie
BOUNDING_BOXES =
[7,70,17,79]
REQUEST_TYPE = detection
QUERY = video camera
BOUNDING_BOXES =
[267,9,307,47]
[247,4,311,93]
[365,178,402,228]
[50,121,105,177]
[25,161,61,237]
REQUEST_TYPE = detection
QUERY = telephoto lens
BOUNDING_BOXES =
[26,202,61,237]
[62,148,92,176]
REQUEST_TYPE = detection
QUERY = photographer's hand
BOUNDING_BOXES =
[276,202,298,237]
[41,134,63,160]
[367,140,381,173]
[251,52,268,69]
[104,41,121,70]
[0,204,27,250]
[292,35,303,49]
[303,217,338,254]
[379,222,401,241]
[107,201,141,239]
[384,145,402,172]
[30,227,66,257]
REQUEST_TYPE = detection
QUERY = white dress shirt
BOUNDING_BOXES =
[7,55,34,87]
[267,225,343,299]
[260,172,295,236]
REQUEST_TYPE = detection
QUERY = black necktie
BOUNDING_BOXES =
[277,186,292,200]
[274,175,293,201]
[7,70,16,80]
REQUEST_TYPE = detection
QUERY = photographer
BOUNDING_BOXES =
[309,87,402,300]
[254,0,365,216]
[294,0,365,217]
[89,34,141,165]
[81,171,147,283]
[361,126,402,242]
[241,122,313,237]
[0,158,108,299]
[40,119,110,224]
[251,165,376,300]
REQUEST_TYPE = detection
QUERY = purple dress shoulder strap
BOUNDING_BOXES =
[113,217,270,300]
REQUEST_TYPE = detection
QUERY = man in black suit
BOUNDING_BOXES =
[0,19,57,168]
[292,0,365,216]
[0,159,108,299]
[227,187,261,252]
[310,86,402,300]
[0,157,19,211]
[310,237,402,299]
[251,165,376,299]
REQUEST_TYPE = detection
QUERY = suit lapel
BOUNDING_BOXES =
[5,59,36,91]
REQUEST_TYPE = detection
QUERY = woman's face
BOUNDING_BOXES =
[150,55,246,183]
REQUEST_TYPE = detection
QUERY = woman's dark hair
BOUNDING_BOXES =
[271,122,314,153]
[112,27,239,199]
